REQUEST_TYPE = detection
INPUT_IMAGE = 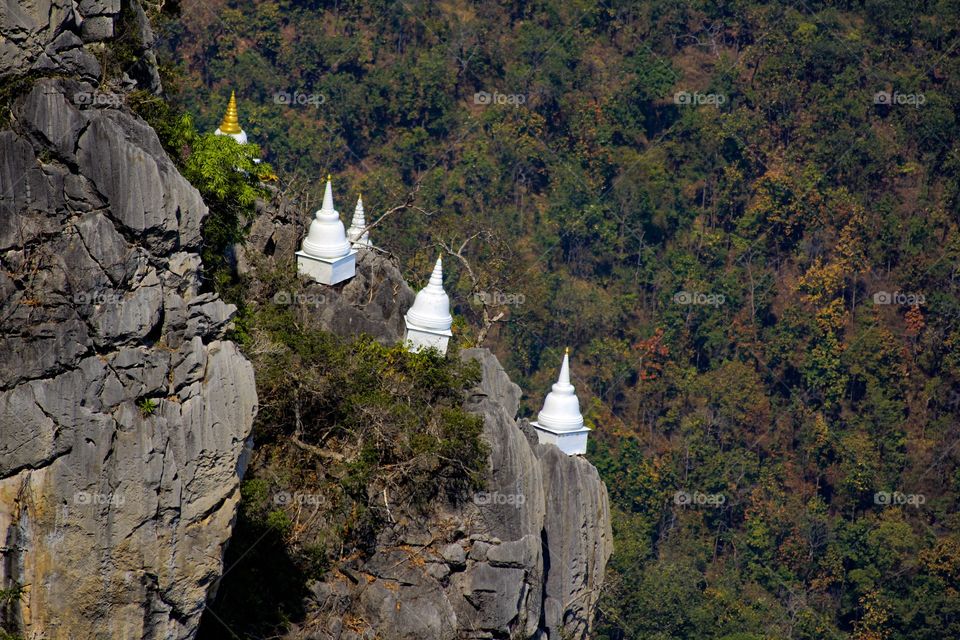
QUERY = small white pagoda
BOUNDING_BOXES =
[296,176,357,285]
[404,256,453,354]
[347,194,373,249]
[214,90,248,144]
[531,349,591,455]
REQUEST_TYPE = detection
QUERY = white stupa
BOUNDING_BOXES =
[347,194,372,249]
[404,256,453,354]
[530,349,591,455]
[296,176,357,285]
[213,90,248,144]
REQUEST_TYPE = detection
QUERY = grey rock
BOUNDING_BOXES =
[77,0,120,15]
[288,250,415,343]
[123,0,162,93]
[0,131,58,233]
[80,15,114,40]
[426,561,451,581]
[46,29,84,53]
[185,293,237,339]
[90,266,163,346]
[77,106,206,252]
[450,562,527,631]
[75,211,133,283]
[355,550,458,640]
[48,45,101,80]
[401,529,433,546]
[440,542,466,567]
[537,446,613,640]
[0,0,75,79]
[486,535,540,569]
[31,30,101,79]
[468,540,491,562]
[461,346,522,416]
[0,72,258,639]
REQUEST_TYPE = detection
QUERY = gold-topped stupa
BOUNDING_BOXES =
[214,90,248,144]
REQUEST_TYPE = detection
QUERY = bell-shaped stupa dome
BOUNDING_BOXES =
[301,176,352,259]
[405,256,453,332]
[347,194,372,248]
[214,90,248,144]
[536,349,585,432]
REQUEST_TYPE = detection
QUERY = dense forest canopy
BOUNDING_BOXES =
[154,0,960,637]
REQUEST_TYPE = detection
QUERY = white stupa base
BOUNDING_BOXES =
[214,127,248,144]
[530,421,591,455]
[404,324,453,355]
[296,250,356,285]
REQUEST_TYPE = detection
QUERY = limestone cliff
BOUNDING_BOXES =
[0,2,257,637]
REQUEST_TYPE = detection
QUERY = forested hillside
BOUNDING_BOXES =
[158,1,960,637]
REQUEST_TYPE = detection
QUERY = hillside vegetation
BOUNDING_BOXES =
[157,1,960,638]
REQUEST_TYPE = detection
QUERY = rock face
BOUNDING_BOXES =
[1,0,161,92]
[289,344,613,640]
[0,76,257,639]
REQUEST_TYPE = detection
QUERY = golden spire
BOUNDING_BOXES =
[218,90,242,134]
[565,346,570,355]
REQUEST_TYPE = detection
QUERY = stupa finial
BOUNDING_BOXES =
[558,350,571,386]
[218,90,242,134]
[429,255,443,286]
[320,176,335,214]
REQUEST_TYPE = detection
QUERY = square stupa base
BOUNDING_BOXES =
[404,324,453,355]
[296,250,356,285]
[530,421,591,455]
